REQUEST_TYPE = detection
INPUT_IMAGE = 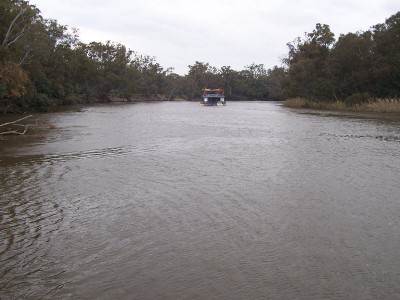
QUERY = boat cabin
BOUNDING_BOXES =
[201,88,226,106]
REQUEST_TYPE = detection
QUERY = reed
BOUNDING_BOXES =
[283,98,347,110]
[357,98,400,113]
[283,97,307,108]
[283,97,400,113]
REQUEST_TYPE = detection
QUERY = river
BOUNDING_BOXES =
[1,101,400,299]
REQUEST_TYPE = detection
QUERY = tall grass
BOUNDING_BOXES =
[358,98,400,113]
[283,98,347,110]
[284,97,400,113]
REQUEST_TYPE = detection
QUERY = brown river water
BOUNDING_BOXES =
[1,101,400,299]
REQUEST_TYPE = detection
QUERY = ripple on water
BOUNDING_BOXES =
[1,102,400,299]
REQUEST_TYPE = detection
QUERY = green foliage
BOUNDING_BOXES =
[283,13,400,102]
[283,23,335,100]
[34,93,53,111]
[34,76,52,96]
[1,0,399,112]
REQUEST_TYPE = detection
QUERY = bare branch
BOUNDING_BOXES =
[7,23,29,47]
[0,115,33,137]
[2,6,28,47]
[0,126,28,136]
[18,48,32,65]
[0,115,33,128]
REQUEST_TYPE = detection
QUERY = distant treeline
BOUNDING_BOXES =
[1,0,399,113]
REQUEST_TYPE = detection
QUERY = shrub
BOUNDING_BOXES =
[35,93,53,112]
[345,93,370,107]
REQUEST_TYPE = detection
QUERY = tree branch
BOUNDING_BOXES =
[0,126,28,136]
[18,48,32,65]
[0,115,32,128]
[0,115,33,137]
[7,23,29,47]
[2,6,28,47]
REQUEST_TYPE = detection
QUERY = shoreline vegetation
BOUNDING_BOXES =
[284,97,400,113]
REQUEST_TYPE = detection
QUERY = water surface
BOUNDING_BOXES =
[1,102,400,299]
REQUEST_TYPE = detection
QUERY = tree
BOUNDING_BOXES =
[1,0,40,48]
[372,12,400,97]
[266,66,286,101]
[186,61,215,100]
[220,66,238,98]
[131,54,165,97]
[0,61,29,112]
[283,23,335,100]
[328,31,374,100]
[242,63,269,100]
[0,0,40,112]
[163,70,183,100]
[82,41,135,101]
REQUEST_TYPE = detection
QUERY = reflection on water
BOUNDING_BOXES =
[1,102,400,299]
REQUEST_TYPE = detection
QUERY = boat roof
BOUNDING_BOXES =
[202,88,224,94]
[202,88,224,91]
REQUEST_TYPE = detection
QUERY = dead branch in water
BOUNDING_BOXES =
[0,114,32,136]
[0,115,33,127]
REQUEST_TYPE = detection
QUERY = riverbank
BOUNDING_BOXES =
[284,97,400,113]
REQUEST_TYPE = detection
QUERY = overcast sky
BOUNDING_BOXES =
[30,0,399,75]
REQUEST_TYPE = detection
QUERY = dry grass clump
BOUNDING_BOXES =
[283,97,306,108]
[284,97,400,113]
[283,98,347,110]
[357,98,400,113]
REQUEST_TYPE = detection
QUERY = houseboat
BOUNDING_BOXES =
[200,88,226,106]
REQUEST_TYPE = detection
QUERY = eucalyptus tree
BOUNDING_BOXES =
[162,70,184,100]
[243,63,269,99]
[186,61,215,100]
[284,23,335,100]
[219,66,238,98]
[0,0,40,112]
[328,31,374,101]
[371,12,400,97]
[131,54,166,97]
[265,66,286,101]
[0,0,40,53]
[83,41,135,101]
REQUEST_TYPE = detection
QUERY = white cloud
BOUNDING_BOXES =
[31,0,400,74]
